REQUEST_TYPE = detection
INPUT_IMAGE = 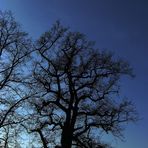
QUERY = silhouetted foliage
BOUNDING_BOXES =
[0,11,33,147]
[26,21,138,148]
[0,11,138,148]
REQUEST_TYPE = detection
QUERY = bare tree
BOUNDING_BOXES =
[0,11,33,147]
[28,22,138,148]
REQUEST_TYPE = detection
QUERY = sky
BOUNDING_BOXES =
[0,0,148,147]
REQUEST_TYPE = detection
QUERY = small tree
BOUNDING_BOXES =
[29,22,137,148]
[0,11,32,147]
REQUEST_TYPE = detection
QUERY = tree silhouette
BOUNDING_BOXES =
[0,11,33,147]
[0,10,138,148]
[27,22,138,148]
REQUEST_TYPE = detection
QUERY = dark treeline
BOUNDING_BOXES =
[0,11,138,148]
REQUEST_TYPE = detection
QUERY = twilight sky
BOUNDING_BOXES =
[0,0,148,147]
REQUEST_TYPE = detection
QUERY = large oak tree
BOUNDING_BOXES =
[27,22,138,148]
[0,10,138,148]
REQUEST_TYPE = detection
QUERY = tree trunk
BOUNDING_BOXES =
[61,125,73,148]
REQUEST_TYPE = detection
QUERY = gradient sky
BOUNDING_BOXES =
[0,0,148,147]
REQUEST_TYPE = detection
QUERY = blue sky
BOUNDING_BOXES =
[0,0,148,147]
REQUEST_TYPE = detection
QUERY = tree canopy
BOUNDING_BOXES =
[0,11,138,148]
